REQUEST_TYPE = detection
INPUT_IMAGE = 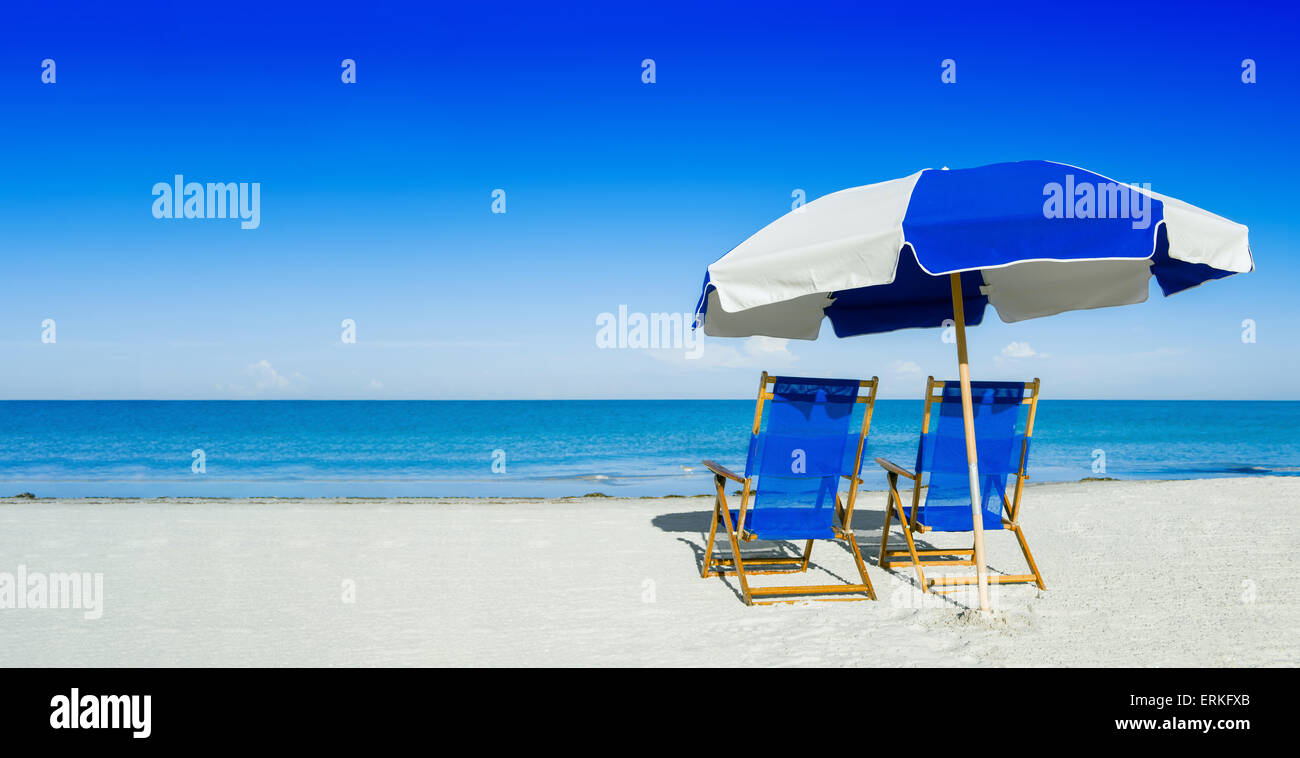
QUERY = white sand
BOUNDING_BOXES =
[0,476,1295,667]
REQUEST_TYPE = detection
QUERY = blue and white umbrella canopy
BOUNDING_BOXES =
[694,160,1253,338]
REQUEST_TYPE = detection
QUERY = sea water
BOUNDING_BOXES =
[0,400,1296,498]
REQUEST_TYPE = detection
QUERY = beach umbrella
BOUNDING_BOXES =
[692,160,1253,611]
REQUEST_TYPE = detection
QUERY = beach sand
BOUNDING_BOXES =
[0,476,1295,667]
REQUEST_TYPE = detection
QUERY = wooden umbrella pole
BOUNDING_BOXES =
[949,273,991,613]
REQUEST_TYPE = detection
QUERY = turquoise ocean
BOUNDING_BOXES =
[0,400,1297,498]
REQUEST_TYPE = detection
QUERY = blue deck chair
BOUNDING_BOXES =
[701,372,878,605]
[875,377,1045,592]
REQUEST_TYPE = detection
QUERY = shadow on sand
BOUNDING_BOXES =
[653,504,984,606]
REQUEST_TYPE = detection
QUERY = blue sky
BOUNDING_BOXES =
[1,0,1296,399]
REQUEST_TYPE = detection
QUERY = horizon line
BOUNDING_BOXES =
[1,397,1298,403]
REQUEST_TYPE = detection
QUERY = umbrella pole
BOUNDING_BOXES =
[949,273,991,613]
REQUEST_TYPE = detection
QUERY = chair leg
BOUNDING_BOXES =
[844,532,876,601]
[701,493,721,579]
[893,497,926,591]
[1012,524,1046,590]
[882,474,927,591]
[718,501,752,605]
[800,539,814,572]
[878,474,897,567]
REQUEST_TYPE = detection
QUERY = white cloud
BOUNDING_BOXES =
[889,359,921,376]
[706,335,795,368]
[742,336,791,357]
[246,359,290,390]
[1001,341,1046,359]
[368,379,384,389]
[215,360,298,396]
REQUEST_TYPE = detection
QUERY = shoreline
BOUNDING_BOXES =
[0,474,1283,504]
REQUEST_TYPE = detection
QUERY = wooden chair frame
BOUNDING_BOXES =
[876,376,1045,593]
[700,371,879,605]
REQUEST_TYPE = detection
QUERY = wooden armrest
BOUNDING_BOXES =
[841,474,863,483]
[701,459,745,483]
[875,457,917,481]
